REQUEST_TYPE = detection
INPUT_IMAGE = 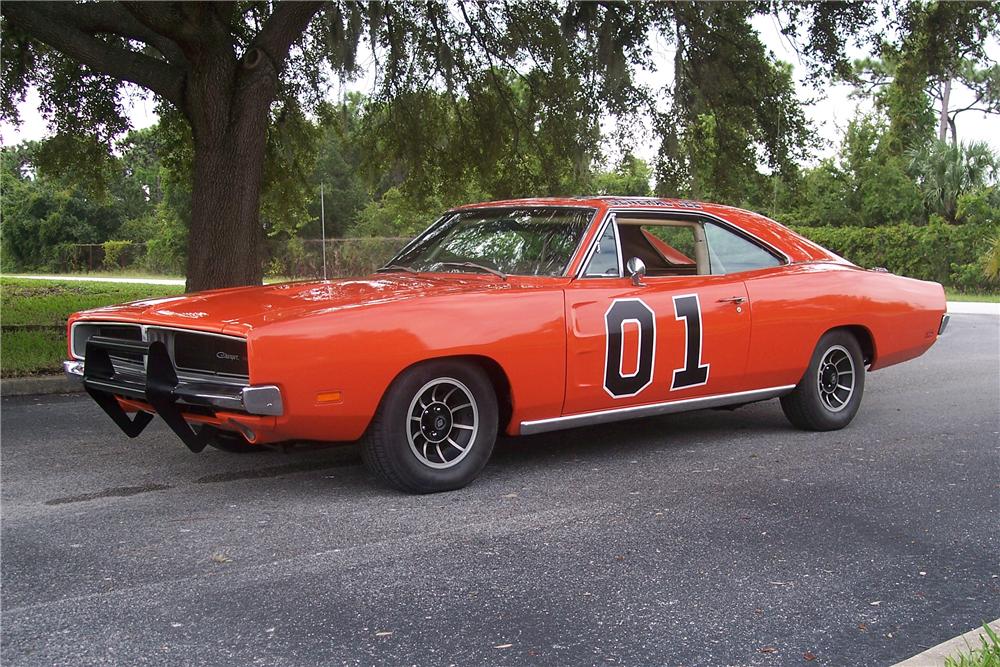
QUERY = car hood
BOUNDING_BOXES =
[72,274,522,336]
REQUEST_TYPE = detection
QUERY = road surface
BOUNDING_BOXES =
[2,314,997,666]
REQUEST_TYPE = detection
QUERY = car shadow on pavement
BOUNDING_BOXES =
[490,401,792,467]
[24,400,795,505]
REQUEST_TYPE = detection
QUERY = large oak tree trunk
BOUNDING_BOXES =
[185,125,268,292]
[184,49,276,293]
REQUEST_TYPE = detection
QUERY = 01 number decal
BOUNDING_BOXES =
[603,294,710,398]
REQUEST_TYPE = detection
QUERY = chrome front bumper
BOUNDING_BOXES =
[64,361,283,417]
[68,335,285,453]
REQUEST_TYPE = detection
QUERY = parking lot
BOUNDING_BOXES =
[2,314,997,666]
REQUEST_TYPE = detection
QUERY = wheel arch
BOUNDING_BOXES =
[830,324,876,366]
[388,354,514,433]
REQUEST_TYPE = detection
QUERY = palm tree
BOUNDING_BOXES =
[985,230,1000,282]
[907,140,997,223]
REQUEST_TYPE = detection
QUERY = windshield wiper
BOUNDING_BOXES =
[377,264,418,274]
[432,261,508,281]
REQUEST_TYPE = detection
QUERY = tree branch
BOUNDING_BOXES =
[118,2,196,47]
[250,1,325,69]
[70,2,187,65]
[2,2,185,107]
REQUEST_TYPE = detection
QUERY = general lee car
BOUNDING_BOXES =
[65,197,949,493]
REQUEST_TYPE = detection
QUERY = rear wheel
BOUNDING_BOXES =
[361,360,498,493]
[780,330,866,431]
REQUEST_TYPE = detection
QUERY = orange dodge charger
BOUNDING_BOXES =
[65,197,949,493]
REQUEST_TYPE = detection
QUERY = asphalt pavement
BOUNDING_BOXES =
[2,314,998,666]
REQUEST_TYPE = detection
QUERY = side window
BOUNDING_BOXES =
[704,223,782,275]
[617,222,702,276]
[584,220,621,277]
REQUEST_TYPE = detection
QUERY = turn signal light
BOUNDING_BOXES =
[315,391,343,404]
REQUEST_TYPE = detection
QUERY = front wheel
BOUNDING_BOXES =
[361,360,498,493]
[780,330,866,431]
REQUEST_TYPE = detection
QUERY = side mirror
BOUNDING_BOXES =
[626,256,646,286]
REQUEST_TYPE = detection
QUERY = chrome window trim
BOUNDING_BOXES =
[571,208,790,279]
[520,384,796,435]
[573,209,615,278]
[578,212,624,279]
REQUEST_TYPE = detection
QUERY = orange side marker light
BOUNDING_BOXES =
[315,391,343,404]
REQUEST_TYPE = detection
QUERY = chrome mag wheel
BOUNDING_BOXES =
[406,377,479,469]
[816,344,855,413]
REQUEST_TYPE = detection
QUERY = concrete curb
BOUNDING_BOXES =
[1,375,83,397]
[948,301,1000,315]
[893,618,1000,666]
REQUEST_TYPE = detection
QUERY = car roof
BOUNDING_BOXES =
[452,196,757,218]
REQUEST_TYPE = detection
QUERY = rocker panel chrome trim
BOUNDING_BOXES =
[519,385,796,435]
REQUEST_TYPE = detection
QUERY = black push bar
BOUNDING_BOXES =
[83,336,217,452]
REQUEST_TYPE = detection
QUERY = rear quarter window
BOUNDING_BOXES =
[704,223,782,274]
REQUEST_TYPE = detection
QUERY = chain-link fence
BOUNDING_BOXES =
[52,242,149,273]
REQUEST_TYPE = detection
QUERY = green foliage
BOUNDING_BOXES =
[300,97,370,239]
[261,99,323,238]
[983,229,1000,282]
[656,4,815,202]
[777,113,924,227]
[943,623,1000,667]
[794,221,999,289]
[142,203,188,276]
[358,69,598,211]
[100,240,133,271]
[352,187,456,238]
[591,154,653,197]
[907,140,998,223]
[0,144,125,270]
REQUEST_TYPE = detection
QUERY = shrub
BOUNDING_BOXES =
[793,221,999,290]
[101,240,133,271]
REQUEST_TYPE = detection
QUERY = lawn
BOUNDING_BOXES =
[945,290,1000,303]
[0,277,183,378]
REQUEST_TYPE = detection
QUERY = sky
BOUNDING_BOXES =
[2,16,997,167]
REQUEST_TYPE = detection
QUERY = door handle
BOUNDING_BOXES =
[717,296,746,304]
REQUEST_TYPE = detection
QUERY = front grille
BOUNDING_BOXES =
[96,325,143,362]
[73,323,249,383]
[173,331,249,377]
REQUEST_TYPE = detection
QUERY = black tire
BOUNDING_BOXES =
[208,430,266,454]
[361,360,498,493]
[780,329,866,431]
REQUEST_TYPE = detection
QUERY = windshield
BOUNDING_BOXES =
[387,207,595,277]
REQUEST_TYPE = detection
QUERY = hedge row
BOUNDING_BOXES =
[791,222,999,291]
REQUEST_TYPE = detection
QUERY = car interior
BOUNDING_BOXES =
[584,216,783,278]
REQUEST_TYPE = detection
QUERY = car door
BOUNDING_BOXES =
[562,215,752,415]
